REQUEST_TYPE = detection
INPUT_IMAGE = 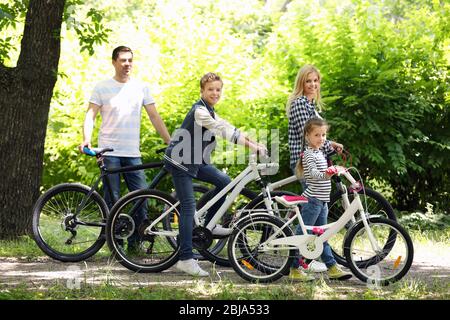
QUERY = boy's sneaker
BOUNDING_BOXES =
[176,259,209,277]
[211,224,233,236]
[306,260,327,273]
[327,264,352,280]
[288,268,315,281]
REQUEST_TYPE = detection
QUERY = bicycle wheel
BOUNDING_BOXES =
[328,187,396,267]
[228,214,295,283]
[32,183,108,262]
[344,217,413,286]
[106,189,180,273]
[194,188,268,267]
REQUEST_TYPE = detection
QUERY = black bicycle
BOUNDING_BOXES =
[31,147,216,262]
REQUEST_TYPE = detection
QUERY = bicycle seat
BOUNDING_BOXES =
[274,195,308,207]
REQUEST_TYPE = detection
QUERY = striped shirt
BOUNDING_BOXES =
[302,147,332,202]
[89,78,155,157]
[288,96,333,168]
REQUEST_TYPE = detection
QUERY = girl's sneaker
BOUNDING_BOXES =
[288,268,315,281]
[327,264,352,280]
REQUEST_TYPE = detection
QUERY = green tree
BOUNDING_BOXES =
[0,0,109,239]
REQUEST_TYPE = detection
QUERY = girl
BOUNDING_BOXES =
[290,118,352,281]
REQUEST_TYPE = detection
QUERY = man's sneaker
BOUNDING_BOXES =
[306,260,327,273]
[211,224,233,236]
[176,259,209,277]
[288,268,315,281]
[327,264,352,280]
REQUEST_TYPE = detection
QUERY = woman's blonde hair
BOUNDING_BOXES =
[295,117,329,179]
[286,64,322,116]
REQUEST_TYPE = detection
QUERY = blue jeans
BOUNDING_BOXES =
[169,164,231,261]
[292,197,336,268]
[102,156,148,245]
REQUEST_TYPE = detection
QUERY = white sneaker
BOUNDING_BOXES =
[307,260,327,273]
[176,259,209,277]
[211,224,232,236]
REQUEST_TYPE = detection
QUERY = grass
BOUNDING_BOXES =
[0,276,448,300]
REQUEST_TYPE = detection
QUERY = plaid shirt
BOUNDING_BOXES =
[288,96,333,168]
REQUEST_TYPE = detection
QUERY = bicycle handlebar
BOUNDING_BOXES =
[82,147,114,157]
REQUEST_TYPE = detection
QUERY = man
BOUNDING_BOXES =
[79,46,171,249]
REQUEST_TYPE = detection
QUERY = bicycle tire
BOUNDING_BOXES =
[106,189,180,273]
[328,187,396,267]
[343,217,414,286]
[196,187,257,266]
[227,214,295,283]
[32,183,108,262]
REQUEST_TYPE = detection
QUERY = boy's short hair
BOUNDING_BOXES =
[112,46,133,61]
[200,72,222,89]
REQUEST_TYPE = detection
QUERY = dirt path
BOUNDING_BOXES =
[1,243,448,293]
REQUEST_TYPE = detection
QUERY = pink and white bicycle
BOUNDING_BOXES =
[227,165,414,286]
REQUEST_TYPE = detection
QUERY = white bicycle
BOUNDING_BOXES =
[227,165,414,285]
[195,150,397,268]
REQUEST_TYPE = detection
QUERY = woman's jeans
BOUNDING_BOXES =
[102,156,148,246]
[170,164,231,261]
[291,197,336,269]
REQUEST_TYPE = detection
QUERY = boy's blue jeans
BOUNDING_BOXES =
[291,197,337,269]
[102,156,148,246]
[169,164,231,261]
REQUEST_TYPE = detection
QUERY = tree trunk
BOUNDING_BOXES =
[0,0,66,239]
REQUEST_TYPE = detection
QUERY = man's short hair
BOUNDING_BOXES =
[112,46,133,60]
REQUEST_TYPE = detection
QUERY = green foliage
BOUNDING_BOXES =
[398,203,450,231]
[15,0,448,215]
[65,4,112,55]
[266,0,450,212]
[0,0,110,64]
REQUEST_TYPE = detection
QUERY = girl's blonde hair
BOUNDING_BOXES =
[295,117,329,179]
[286,64,322,116]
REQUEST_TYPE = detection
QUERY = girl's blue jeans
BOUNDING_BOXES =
[291,196,337,268]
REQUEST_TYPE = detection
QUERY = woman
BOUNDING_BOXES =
[286,64,343,277]
[287,64,343,172]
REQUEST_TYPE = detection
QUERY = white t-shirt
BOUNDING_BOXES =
[89,78,155,157]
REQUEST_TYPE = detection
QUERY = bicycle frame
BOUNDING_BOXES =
[73,154,166,223]
[260,167,382,259]
[266,173,357,224]
[147,154,279,236]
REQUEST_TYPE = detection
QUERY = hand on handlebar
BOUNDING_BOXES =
[254,144,268,157]
[325,165,338,177]
[79,142,91,154]
[331,141,344,155]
